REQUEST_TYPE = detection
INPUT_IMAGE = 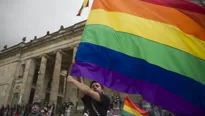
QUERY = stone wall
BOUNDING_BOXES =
[0,21,83,105]
[0,61,18,105]
[0,84,8,105]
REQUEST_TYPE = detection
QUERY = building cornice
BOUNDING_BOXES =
[0,20,86,59]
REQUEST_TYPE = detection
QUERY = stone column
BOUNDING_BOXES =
[76,78,85,110]
[33,55,47,102]
[64,64,72,102]
[50,51,62,104]
[72,46,77,63]
[64,46,78,105]
[64,46,77,102]
[7,62,21,105]
[20,58,36,104]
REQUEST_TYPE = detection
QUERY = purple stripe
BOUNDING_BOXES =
[71,62,205,116]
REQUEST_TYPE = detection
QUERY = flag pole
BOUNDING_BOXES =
[76,0,89,16]
[64,46,83,102]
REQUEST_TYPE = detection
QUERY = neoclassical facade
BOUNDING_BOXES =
[0,21,141,109]
[0,21,84,106]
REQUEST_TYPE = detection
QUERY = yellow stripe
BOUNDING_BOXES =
[83,0,88,7]
[123,105,143,116]
[87,9,205,60]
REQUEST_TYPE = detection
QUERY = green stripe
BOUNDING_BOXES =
[81,24,205,85]
[122,110,136,116]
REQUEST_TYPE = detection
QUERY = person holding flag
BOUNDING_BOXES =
[73,0,205,115]
[66,75,111,116]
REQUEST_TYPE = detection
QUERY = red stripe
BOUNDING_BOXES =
[143,0,205,15]
[125,96,148,115]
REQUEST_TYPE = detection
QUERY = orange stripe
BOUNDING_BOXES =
[179,9,205,28]
[92,0,205,41]
[124,100,134,108]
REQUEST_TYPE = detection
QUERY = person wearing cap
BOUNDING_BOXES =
[27,102,43,116]
[67,75,111,116]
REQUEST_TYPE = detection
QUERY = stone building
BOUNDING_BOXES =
[0,21,141,111]
[0,21,82,106]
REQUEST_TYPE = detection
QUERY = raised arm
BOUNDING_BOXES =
[67,75,101,102]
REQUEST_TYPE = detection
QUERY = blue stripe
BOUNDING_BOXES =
[76,42,205,110]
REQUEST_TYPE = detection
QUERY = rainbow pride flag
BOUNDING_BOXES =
[71,0,205,115]
[76,0,89,16]
[122,96,148,116]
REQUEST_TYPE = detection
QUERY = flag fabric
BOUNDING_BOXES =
[76,0,89,16]
[122,96,148,116]
[71,0,205,115]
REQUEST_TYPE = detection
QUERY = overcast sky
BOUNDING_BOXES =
[0,0,93,50]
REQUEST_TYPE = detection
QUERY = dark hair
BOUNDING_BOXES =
[32,102,41,107]
[90,81,104,89]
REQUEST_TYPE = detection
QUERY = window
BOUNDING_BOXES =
[11,93,19,105]
[18,64,25,78]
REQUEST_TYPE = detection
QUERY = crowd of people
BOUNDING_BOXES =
[0,75,174,116]
[0,97,120,116]
[0,102,56,116]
